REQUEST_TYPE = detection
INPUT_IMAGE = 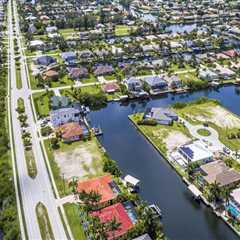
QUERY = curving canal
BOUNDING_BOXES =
[90,85,240,240]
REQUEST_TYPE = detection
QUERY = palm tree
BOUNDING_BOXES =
[208,181,221,204]
[68,177,78,195]
[221,187,231,205]
[107,217,121,240]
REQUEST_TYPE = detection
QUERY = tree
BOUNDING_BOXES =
[106,217,121,240]
[50,137,59,149]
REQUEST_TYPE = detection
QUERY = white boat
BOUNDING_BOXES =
[149,204,162,218]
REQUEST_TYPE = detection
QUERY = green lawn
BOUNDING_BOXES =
[115,25,131,36]
[33,92,51,117]
[25,149,37,178]
[36,202,54,240]
[80,74,97,84]
[197,128,211,136]
[16,67,22,89]
[63,203,86,240]
[104,74,116,81]
[44,139,71,197]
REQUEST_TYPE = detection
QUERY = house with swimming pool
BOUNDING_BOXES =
[90,201,137,240]
[225,188,240,221]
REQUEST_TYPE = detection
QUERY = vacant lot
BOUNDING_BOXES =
[54,139,104,180]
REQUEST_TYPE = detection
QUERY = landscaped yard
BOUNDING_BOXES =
[197,128,211,136]
[44,138,105,197]
[63,203,86,240]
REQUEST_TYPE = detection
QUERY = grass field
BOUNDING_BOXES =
[36,202,54,240]
[25,149,37,178]
[115,25,131,36]
[63,203,86,240]
[33,92,51,117]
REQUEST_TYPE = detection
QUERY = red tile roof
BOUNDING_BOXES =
[90,203,133,240]
[102,82,119,93]
[222,49,237,58]
[59,122,83,140]
[77,175,115,203]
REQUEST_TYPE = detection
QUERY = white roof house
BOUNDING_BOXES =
[178,140,213,164]
[29,40,45,48]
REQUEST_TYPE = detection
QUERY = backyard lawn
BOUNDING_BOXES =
[63,203,86,240]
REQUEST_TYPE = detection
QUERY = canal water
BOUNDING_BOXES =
[90,85,240,240]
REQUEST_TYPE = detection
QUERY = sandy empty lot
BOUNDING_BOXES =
[188,105,240,128]
[54,140,103,180]
[164,131,190,153]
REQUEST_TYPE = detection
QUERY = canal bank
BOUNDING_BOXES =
[89,85,240,240]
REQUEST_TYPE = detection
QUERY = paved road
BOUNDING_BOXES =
[9,1,68,239]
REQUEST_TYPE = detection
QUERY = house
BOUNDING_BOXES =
[102,82,119,93]
[144,107,178,125]
[141,76,168,91]
[61,51,77,65]
[199,68,219,82]
[90,202,136,240]
[225,188,240,221]
[124,77,142,92]
[94,65,114,76]
[46,26,57,33]
[78,50,93,58]
[67,67,88,80]
[42,69,59,81]
[199,161,240,187]
[222,49,238,58]
[35,55,56,66]
[77,175,120,203]
[178,140,213,165]
[29,40,45,50]
[164,75,182,88]
[50,107,81,127]
[50,96,70,110]
[58,122,88,142]
[214,65,235,80]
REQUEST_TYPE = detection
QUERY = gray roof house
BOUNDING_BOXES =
[61,52,77,65]
[35,55,56,66]
[144,107,178,125]
[199,68,219,82]
[51,96,70,110]
[141,76,168,91]
[124,77,142,92]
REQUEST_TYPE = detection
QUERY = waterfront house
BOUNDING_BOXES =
[214,65,235,80]
[225,188,240,221]
[199,68,219,82]
[178,140,213,165]
[124,77,142,92]
[90,202,137,240]
[144,107,178,125]
[141,75,168,91]
[58,122,87,142]
[50,107,81,127]
[164,75,182,88]
[102,82,119,93]
[199,161,240,188]
[77,175,120,204]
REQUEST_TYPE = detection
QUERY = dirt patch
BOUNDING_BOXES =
[190,105,240,128]
[164,131,190,153]
[54,141,103,180]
